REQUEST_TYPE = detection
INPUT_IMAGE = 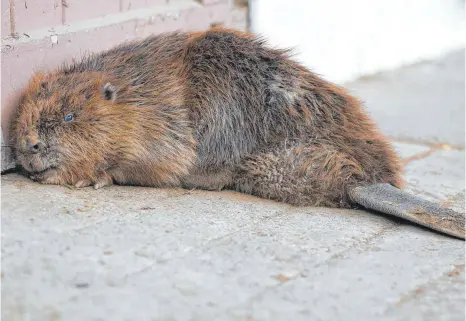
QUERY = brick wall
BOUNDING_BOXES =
[0,0,248,171]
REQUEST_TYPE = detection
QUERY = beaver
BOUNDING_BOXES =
[10,27,464,239]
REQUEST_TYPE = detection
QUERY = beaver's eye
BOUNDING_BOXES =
[65,113,74,122]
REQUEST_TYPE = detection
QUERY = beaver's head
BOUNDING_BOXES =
[11,71,120,177]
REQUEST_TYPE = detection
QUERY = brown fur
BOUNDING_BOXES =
[10,27,403,208]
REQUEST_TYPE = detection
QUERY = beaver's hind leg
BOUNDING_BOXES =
[234,143,365,208]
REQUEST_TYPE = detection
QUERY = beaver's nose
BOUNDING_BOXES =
[26,137,44,154]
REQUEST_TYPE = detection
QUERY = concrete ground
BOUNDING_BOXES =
[1,49,465,321]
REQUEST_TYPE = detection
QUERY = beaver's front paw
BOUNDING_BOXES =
[74,179,93,188]
[93,175,113,190]
[75,172,113,190]
[30,169,64,185]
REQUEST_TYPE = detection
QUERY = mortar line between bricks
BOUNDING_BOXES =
[61,0,67,26]
[9,0,15,36]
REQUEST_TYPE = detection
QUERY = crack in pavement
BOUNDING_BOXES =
[401,147,438,165]
[391,137,465,151]
[394,262,465,308]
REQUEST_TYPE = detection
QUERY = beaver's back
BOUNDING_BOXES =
[184,29,309,169]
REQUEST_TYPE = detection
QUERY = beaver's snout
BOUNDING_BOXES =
[24,137,45,154]
[16,136,52,173]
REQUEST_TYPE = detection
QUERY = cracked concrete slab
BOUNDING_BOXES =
[1,170,464,321]
[1,50,465,321]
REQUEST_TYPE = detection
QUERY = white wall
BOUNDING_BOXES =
[250,0,465,84]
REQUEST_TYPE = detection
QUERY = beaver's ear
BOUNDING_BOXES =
[101,83,117,102]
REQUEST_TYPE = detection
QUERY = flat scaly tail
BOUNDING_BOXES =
[348,183,465,240]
